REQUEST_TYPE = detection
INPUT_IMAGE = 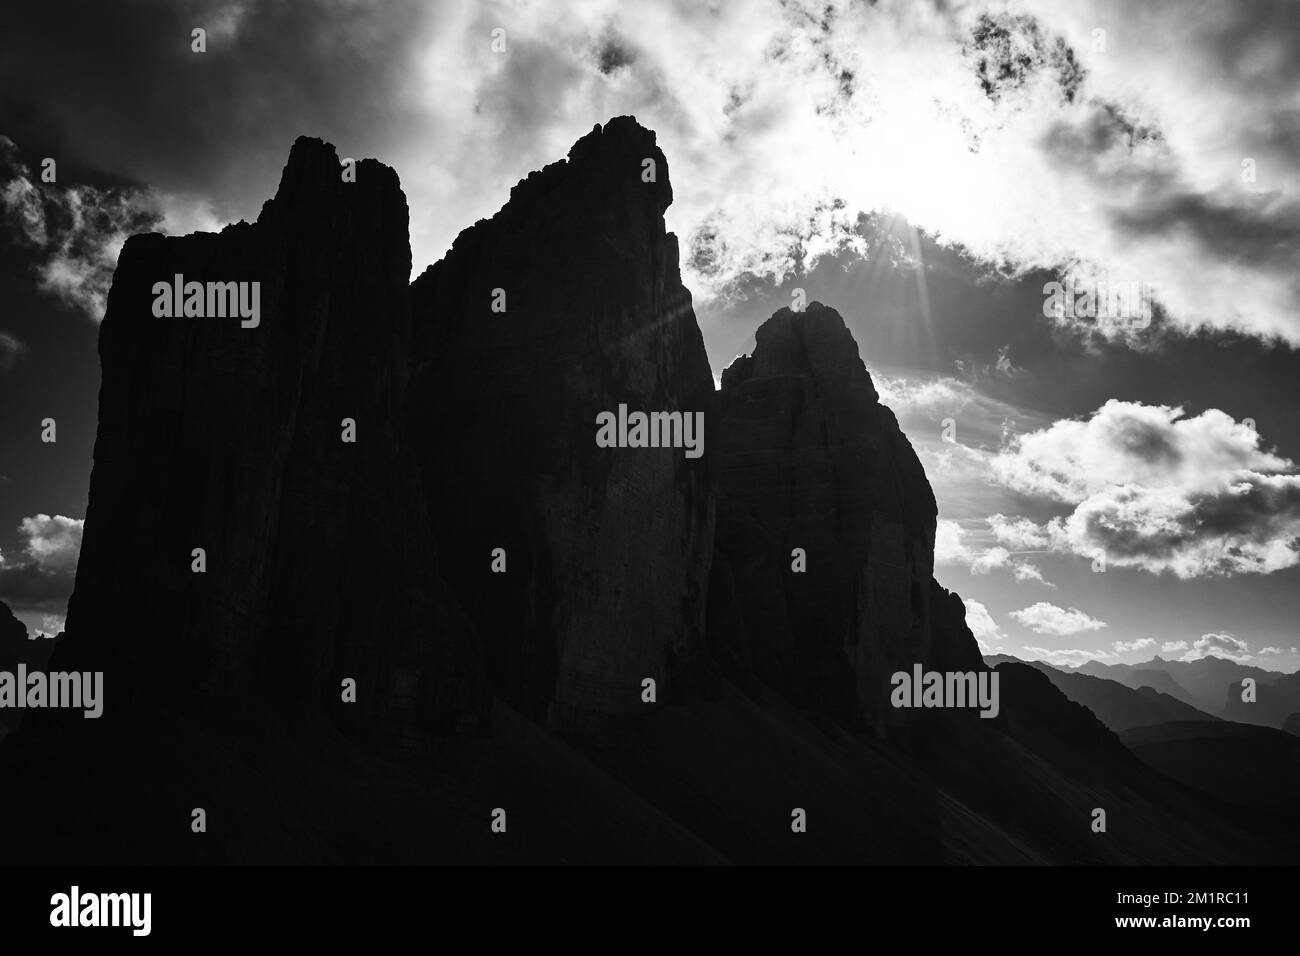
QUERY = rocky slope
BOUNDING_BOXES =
[989,654,1218,732]
[1221,669,1300,733]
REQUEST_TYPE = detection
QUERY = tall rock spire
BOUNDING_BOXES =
[710,301,981,729]
[409,117,716,738]
[52,137,486,751]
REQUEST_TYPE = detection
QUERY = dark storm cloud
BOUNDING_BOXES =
[965,12,1084,104]
[1041,98,1300,278]
[0,562,75,613]
[1190,0,1300,93]
[0,0,435,217]
[595,34,636,75]
[1109,193,1300,273]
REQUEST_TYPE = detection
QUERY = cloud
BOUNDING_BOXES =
[35,613,65,639]
[1258,646,1290,656]
[1009,601,1107,635]
[988,514,1051,550]
[935,517,1053,585]
[873,375,975,422]
[963,598,1005,654]
[0,136,185,319]
[6,1,1300,342]
[1180,632,1253,662]
[934,519,968,566]
[1161,640,1189,653]
[19,514,83,574]
[989,400,1300,578]
[1112,637,1156,654]
[1011,562,1052,585]
[1022,645,1112,666]
[0,331,25,372]
[0,514,82,613]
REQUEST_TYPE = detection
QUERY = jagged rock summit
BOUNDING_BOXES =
[711,301,982,728]
[409,116,716,738]
[50,136,485,752]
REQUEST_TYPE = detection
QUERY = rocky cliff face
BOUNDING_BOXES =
[51,138,485,752]
[408,117,716,738]
[710,303,982,728]
[0,600,26,651]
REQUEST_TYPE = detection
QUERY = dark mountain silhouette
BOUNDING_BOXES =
[1221,669,1300,734]
[408,117,715,741]
[1074,658,1199,708]
[34,137,486,749]
[1075,655,1288,714]
[0,601,25,644]
[0,599,60,735]
[1,119,1294,865]
[710,302,979,730]
[1122,721,1300,814]
[988,654,1217,732]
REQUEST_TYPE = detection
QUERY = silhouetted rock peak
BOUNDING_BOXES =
[710,301,977,728]
[51,134,484,752]
[409,115,713,740]
[0,601,25,645]
[723,302,880,405]
[53,120,977,758]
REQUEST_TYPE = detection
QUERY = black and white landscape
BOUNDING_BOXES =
[1,1,1299,870]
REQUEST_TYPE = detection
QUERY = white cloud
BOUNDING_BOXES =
[988,401,1300,578]
[1010,562,1051,585]
[1180,632,1252,662]
[390,0,1300,344]
[1161,640,1189,653]
[0,514,82,614]
[1010,601,1107,636]
[963,598,1004,654]
[0,136,220,320]
[988,514,1051,550]
[934,518,1054,585]
[35,613,65,639]
[19,514,83,574]
[873,375,974,422]
[1112,637,1156,654]
[1022,645,1112,666]
[934,519,968,566]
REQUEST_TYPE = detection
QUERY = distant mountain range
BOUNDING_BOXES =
[1076,654,1289,714]
[984,655,1217,732]
[1006,653,1300,736]
[991,653,1300,812]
